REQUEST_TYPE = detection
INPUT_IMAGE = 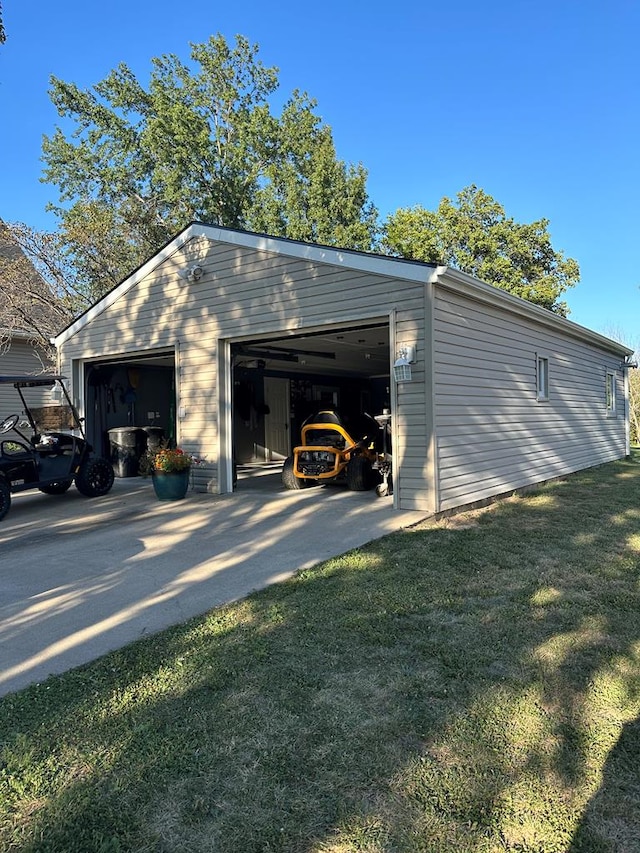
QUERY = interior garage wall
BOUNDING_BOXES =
[432,284,627,512]
[85,363,174,458]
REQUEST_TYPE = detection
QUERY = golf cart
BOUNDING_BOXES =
[282,409,392,495]
[0,375,115,521]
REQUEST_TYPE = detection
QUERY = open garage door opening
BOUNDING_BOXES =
[84,350,176,473]
[230,322,391,482]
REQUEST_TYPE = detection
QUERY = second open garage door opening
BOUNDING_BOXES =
[230,322,390,466]
[84,350,176,468]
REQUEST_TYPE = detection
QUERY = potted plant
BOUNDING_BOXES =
[140,443,201,501]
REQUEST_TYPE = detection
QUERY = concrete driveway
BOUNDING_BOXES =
[0,470,427,696]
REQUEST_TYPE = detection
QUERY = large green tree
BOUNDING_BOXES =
[382,185,579,315]
[42,34,377,297]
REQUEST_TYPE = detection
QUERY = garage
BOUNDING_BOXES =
[53,222,632,515]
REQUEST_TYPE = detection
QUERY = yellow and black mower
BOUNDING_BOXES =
[282,409,391,494]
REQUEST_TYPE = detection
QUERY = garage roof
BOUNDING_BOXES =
[52,222,633,358]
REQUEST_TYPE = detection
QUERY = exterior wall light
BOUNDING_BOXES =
[393,345,415,383]
[180,264,204,282]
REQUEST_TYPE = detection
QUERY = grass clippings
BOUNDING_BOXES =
[1,453,640,852]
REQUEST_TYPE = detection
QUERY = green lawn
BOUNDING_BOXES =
[1,453,640,852]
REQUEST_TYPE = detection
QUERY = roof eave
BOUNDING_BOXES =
[52,223,434,346]
[430,266,634,358]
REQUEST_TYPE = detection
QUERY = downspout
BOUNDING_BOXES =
[624,362,630,457]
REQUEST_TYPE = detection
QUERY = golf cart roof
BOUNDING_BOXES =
[0,375,67,388]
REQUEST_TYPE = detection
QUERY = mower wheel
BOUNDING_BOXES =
[39,480,73,495]
[282,456,316,491]
[282,456,310,490]
[75,457,115,497]
[346,455,373,491]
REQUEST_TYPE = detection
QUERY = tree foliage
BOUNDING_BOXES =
[41,34,377,297]
[382,185,579,315]
[602,327,640,445]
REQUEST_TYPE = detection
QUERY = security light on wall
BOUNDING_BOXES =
[181,264,204,282]
[49,382,64,402]
[393,345,416,383]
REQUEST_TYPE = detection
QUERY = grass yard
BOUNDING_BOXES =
[1,453,640,852]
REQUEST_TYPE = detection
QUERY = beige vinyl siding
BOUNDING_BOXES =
[59,238,432,508]
[0,338,53,416]
[433,287,627,511]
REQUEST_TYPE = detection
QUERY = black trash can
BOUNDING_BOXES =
[142,426,164,453]
[108,426,146,478]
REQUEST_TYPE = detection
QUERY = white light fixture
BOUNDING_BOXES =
[49,383,64,403]
[181,264,204,282]
[393,345,416,383]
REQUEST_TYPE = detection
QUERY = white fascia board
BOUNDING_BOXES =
[52,227,199,347]
[53,224,433,347]
[189,223,432,282]
[430,266,634,357]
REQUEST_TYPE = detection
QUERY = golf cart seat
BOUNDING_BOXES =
[33,434,76,456]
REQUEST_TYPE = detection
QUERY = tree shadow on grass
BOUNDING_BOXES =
[568,715,640,853]
[1,456,640,851]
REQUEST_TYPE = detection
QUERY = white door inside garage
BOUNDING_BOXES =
[264,377,290,460]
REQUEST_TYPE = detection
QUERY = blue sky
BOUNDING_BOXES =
[1,0,638,345]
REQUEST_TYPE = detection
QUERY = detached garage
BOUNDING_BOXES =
[53,223,633,514]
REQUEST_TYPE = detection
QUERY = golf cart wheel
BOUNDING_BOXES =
[0,478,10,521]
[282,456,309,490]
[346,455,373,491]
[75,457,115,497]
[39,480,74,495]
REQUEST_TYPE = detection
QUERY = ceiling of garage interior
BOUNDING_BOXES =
[233,324,390,378]
[86,325,390,379]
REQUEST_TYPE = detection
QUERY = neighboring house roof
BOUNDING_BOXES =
[52,222,633,358]
[1,329,31,340]
[0,219,54,342]
[0,218,24,263]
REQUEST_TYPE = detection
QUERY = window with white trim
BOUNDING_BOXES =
[606,371,616,415]
[536,354,549,402]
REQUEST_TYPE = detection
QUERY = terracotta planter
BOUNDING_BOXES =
[151,469,191,501]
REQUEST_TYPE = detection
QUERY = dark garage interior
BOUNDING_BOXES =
[231,322,391,464]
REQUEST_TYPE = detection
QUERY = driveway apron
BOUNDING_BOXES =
[0,472,427,696]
